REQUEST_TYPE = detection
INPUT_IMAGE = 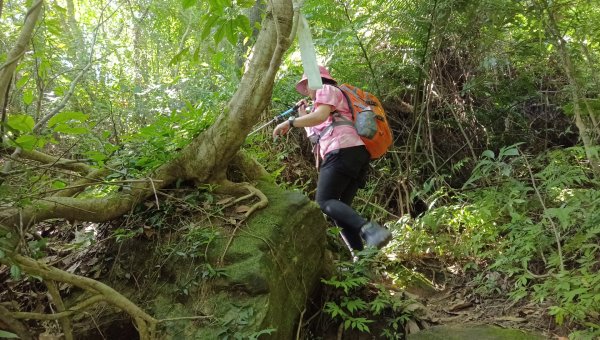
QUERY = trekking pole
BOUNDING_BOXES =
[249,104,302,136]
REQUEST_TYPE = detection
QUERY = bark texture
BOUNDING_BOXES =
[0,1,43,112]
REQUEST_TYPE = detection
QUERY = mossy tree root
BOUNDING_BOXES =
[1,254,158,339]
[0,305,33,340]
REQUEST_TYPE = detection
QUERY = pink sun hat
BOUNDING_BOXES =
[295,65,337,96]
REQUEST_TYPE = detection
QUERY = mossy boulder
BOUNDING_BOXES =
[189,181,329,339]
[407,325,546,340]
[103,179,329,339]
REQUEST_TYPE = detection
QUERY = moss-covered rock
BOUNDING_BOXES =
[75,176,328,339]
[143,179,329,339]
[188,180,328,339]
[407,325,546,340]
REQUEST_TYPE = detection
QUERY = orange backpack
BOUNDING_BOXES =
[335,84,393,159]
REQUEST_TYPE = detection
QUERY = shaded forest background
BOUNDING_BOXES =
[1,0,599,339]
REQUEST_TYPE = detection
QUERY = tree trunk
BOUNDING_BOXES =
[541,0,600,176]
[0,0,296,245]
[0,0,43,113]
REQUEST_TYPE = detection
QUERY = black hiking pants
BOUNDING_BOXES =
[315,145,371,251]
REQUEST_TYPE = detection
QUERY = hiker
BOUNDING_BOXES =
[272,65,392,254]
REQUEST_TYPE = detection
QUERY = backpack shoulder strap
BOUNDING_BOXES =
[337,84,355,120]
[313,84,358,143]
[316,114,353,141]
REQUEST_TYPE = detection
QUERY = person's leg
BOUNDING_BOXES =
[338,147,392,249]
[317,146,392,250]
[316,160,366,250]
[337,177,364,251]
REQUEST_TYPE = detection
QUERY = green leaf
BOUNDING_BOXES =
[47,111,88,127]
[201,14,220,39]
[482,150,495,159]
[7,114,34,132]
[85,150,107,163]
[52,180,67,189]
[15,135,41,150]
[225,20,237,45]
[53,125,89,135]
[23,90,35,105]
[208,0,227,14]
[214,23,227,44]
[235,15,252,37]
[46,18,62,36]
[500,147,519,157]
[54,86,65,96]
[192,46,201,62]
[10,264,21,280]
[16,75,29,88]
[212,51,224,67]
[0,249,5,259]
[0,330,19,339]
[169,47,190,66]
[181,0,196,9]
[236,0,256,8]
[248,328,276,340]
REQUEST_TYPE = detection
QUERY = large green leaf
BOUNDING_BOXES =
[47,111,89,127]
[225,20,237,45]
[53,125,89,135]
[214,23,227,44]
[7,114,34,132]
[16,75,29,88]
[201,14,221,39]
[235,15,252,37]
[23,90,35,105]
[15,135,44,151]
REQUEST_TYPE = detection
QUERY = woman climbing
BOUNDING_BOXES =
[272,65,392,256]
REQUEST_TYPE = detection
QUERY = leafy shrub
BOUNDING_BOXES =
[321,250,419,338]
[393,145,600,336]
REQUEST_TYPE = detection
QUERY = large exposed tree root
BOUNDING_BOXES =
[1,254,158,339]
[217,181,269,218]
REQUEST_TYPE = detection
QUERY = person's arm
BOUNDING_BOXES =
[272,104,331,137]
[293,104,330,127]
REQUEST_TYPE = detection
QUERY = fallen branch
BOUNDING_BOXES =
[2,153,97,181]
[10,295,105,321]
[20,149,93,174]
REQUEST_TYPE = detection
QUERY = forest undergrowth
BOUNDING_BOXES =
[247,121,600,339]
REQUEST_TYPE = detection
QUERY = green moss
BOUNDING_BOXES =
[105,178,329,339]
[148,181,327,339]
[407,325,546,340]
